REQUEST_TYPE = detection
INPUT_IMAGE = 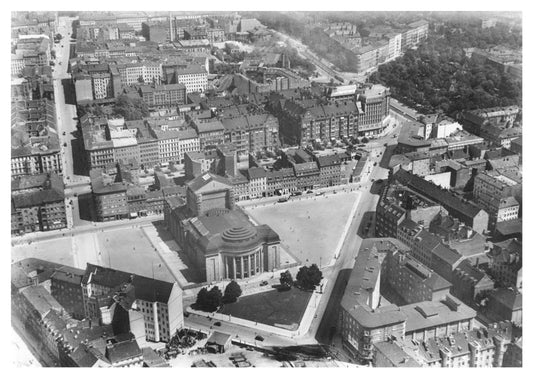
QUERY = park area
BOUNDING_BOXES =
[245,191,360,267]
[218,288,313,330]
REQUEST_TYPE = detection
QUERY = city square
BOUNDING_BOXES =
[245,191,360,267]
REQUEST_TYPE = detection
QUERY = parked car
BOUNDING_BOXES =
[255,335,264,342]
[214,322,221,327]
[260,281,268,287]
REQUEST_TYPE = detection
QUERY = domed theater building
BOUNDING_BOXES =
[164,173,281,283]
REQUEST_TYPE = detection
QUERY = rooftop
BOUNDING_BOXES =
[374,341,422,367]
[187,172,231,193]
[402,296,476,334]
[394,169,485,219]
[340,245,407,328]
[82,263,176,303]
[194,119,225,133]
[175,64,207,75]
[186,208,280,255]
[11,173,65,208]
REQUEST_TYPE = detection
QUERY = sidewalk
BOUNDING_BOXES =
[329,191,361,265]
[141,225,189,288]
[12,214,163,246]
[237,182,362,210]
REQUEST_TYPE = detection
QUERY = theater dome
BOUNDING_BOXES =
[222,226,257,243]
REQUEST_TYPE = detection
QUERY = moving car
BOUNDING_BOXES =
[259,281,268,287]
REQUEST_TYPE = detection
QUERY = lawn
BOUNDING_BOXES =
[245,191,360,267]
[218,288,313,330]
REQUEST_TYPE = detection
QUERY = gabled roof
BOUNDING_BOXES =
[20,285,63,317]
[489,288,522,311]
[187,172,232,193]
[394,169,485,219]
[432,243,462,267]
[105,334,142,364]
[374,341,422,367]
[246,167,268,180]
[82,263,176,304]
[453,260,488,283]
[195,119,224,133]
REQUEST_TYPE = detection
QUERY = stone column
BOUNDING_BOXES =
[233,258,237,280]
[225,257,229,280]
[248,255,252,277]
[240,257,245,279]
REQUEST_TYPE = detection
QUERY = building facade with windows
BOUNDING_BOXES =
[81,263,183,343]
[11,172,67,235]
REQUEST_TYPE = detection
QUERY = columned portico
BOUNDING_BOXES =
[222,249,264,280]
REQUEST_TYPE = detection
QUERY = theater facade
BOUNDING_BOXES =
[164,173,281,283]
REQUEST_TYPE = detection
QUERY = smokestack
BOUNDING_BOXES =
[169,13,173,42]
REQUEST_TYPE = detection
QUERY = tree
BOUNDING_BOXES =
[206,286,223,311]
[195,286,223,312]
[114,94,149,121]
[279,270,293,287]
[195,287,209,310]
[168,162,178,172]
[361,137,369,143]
[223,281,242,303]
[296,264,323,290]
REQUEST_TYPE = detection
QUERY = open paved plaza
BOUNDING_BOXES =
[245,191,360,267]
[11,225,175,283]
[12,237,74,266]
[218,288,313,330]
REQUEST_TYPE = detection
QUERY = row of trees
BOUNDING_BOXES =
[250,12,359,73]
[194,281,243,312]
[194,264,323,312]
[279,264,323,291]
[76,94,150,121]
